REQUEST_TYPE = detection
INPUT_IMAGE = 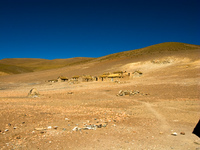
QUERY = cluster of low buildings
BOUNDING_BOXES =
[48,71,143,83]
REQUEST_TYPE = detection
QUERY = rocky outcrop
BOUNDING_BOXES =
[28,88,40,98]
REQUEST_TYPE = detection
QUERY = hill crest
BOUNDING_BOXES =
[0,42,199,76]
[98,42,200,61]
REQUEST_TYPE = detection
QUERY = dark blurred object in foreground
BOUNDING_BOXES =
[193,120,200,138]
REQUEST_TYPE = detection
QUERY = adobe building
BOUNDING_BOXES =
[82,75,93,82]
[98,71,130,82]
[99,73,110,81]
[71,76,82,82]
[107,74,124,82]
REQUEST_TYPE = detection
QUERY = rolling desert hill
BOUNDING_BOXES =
[97,42,200,61]
[0,42,199,83]
[0,57,94,74]
[0,63,33,76]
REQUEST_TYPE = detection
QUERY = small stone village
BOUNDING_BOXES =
[48,70,143,83]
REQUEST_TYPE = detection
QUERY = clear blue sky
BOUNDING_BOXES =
[0,0,199,60]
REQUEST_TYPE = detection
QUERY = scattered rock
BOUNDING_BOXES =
[47,126,52,129]
[67,92,74,94]
[124,90,131,95]
[118,90,125,96]
[180,132,185,135]
[54,126,58,129]
[72,126,81,131]
[81,127,89,130]
[13,127,17,129]
[35,128,46,131]
[96,124,102,128]
[72,122,107,131]
[117,90,146,96]
[171,132,177,136]
[40,131,46,134]
[133,71,143,77]
[194,140,200,145]
[102,124,107,127]
[5,129,9,132]
[83,124,97,130]
[28,88,40,98]
[15,135,21,139]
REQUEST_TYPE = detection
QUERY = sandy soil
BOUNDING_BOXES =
[0,75,199,150]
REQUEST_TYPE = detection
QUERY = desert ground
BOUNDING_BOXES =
[0,43,200,149]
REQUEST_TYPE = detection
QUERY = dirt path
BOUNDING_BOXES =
[104,90,171,132]
[142,102,170,131]
[126,97,171,132]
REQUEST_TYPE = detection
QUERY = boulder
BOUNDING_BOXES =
[117,90,124,96]
[124,90,131,95]
[28,88,40,98]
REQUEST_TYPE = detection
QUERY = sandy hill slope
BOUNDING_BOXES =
[97,42,200,61]
[0,63,33,76]
[0,42,199,83]
[0,57,94,74]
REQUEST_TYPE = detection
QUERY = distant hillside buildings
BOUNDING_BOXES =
[48,70,142,83]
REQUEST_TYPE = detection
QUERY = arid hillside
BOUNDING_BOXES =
[0,42,199,83]
[0,57,94,75]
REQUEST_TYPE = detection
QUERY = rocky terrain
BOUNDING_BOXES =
[0,42,199,150]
